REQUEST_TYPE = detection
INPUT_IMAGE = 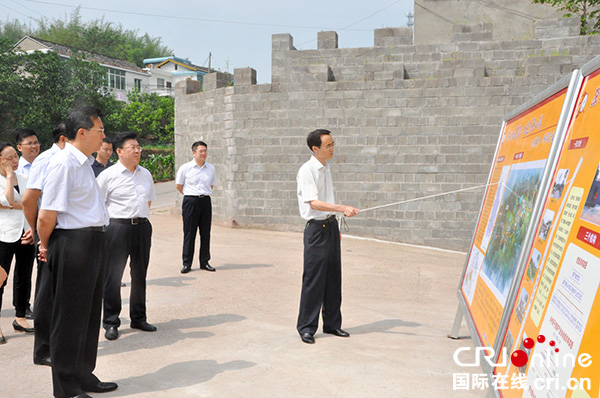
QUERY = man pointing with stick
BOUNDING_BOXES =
[296,129,359,344]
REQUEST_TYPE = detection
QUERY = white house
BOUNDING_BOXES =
[143,56,214,96]
[12,36,151,101]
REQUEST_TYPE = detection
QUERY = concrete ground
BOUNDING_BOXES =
[0,182,486,398]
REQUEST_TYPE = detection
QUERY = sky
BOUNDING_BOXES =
[0,0,414,83]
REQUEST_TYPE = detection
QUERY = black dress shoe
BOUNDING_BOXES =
[200,263,216,272]
[105,326,119,340]
[323,328,350,337]
[0,334,6,344]
[181,264,191,274]
[83,381,118,393]
[131,321,157,332]
[301,332,315,344]
[34,356,52,366]
[25,307,34,320]
[13,320,34,333]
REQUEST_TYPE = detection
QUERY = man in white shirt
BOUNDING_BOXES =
[176,141,217,274]
[38,107,117,398]
[296,129,359,344]
[15,129,40,176]
[97,132,157,341]
[22,122,68,367]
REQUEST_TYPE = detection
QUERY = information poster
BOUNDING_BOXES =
[494,66,600,398]
[459,87,568,350]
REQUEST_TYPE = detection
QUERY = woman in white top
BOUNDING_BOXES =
[0,142,35,344]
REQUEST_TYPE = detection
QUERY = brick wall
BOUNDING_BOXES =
[175,17,600,252]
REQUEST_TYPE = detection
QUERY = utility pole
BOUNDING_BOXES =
[208,52,212,73]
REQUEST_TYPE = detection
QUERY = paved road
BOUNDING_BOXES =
[0,183,485,397]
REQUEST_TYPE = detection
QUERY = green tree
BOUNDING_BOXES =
[104,91,174,144]
[533,0,600,34]
[0,9,173,67]
[0,49,120,146]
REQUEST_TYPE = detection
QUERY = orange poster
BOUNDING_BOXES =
[494,66,600,397]
[460,86,569,350]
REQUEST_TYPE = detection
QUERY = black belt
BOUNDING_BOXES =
[184,195,209,198]
[110,217,148,225]
[61,226,106,232]
[307,215,336,225]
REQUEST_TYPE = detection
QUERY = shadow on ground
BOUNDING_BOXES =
[98,314,246,356]
[104,359,256,396]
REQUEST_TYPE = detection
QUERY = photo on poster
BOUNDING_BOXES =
[463,246,484,305]
[480,160,545,304]
[581,161,600,226]
[550,169,570,199]
[481,166,511,252]
[538,209,555,241]
[527,248,542,282]
[515,287,530,323]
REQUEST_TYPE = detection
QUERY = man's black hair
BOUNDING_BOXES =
[15,128,38,145]
[0,141,12,154]
[51,122,66,143]
[192,141,207,152]
[306,129,331,152]
[113,132,138,150]
[65,106,103,140]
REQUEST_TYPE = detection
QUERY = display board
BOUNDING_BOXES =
[492,58,600,398]
[455,72,580,371]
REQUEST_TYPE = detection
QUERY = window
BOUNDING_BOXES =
[157,78,165,88]
[166,81,172,88]
[134,78,141,91]
[108,68,126,90]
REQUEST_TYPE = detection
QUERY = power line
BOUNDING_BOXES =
[8,0,44,17]
[473,0,536,21]
[21,0,371,32]
[297,0,407,48]
[414,2,454,25]
[0,1,41,22]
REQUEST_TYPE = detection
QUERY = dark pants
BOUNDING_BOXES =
[33,250,52,362]
[296,217,343,336]
[48,229,106,398]
[182,195,212,267]
[103,220,152,328]
[0,237,35,317]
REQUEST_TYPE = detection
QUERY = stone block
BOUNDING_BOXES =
[318,31,338,49]
[234,68,257,86]
[374,27,413,46]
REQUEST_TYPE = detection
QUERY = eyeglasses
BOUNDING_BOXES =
[21,141,39,147]
[123,145,142,152]
[320,142,335,150]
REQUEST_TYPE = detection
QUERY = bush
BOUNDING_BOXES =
[141,153,174,182]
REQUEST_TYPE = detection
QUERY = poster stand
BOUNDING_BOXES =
[450,70,582,378]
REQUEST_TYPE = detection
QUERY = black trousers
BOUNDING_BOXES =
[33,241,53,363]
[296,218,343,335]
[48,229,106,398]
[103,220,152,328]
[0,237,35,317]
[182,195,212,267]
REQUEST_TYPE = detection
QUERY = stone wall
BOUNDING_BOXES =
[175,17,600,252]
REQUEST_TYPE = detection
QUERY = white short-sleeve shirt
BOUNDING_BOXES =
[17,156,33,176]
[40,143,109,229]
[296,155,335,221]
[27,143,61,191]
[96,161,156,219]
[176,160,217,196]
